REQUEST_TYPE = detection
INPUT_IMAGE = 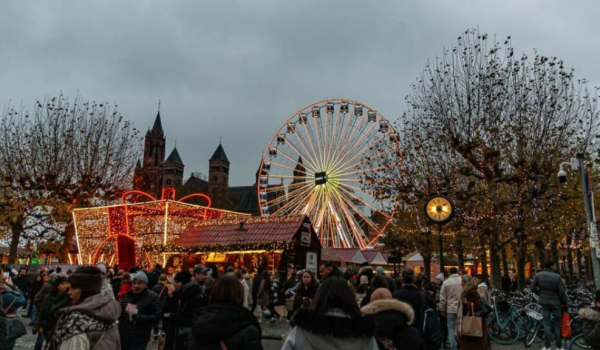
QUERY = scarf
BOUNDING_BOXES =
[54,311,116,344]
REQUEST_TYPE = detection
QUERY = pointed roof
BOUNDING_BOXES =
[210,143,229,162]
[165,147,184,165]
[152,111,163,133]
[135,159,141,168]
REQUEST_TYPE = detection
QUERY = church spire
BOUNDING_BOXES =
[152,110,163,134]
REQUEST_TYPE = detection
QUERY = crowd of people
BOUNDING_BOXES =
[0,260,598,350]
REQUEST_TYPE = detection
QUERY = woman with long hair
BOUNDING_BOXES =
[291,270,319,316]
[455,274,489,350]
[283,276,378,350]
[38,275,70,350]
[193,274,262,350]
[257,270,271,321]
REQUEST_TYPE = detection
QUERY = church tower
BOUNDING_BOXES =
[163,147,184,188]
[133,110,165,198]
[209,143,230,188]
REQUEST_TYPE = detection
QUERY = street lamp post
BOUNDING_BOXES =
[559,154,600,289]
[425,195,455,275]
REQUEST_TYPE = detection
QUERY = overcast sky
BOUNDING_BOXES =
[1,1,599,186]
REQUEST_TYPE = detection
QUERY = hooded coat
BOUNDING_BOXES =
[282,307,378,350]
[193,304,262,350]
[361,298,424,350]
[580,307,600,350]
[53,293,121,350]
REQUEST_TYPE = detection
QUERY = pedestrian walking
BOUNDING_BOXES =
[268,273,281,322]
[531,260,568,350]
[473,274,490,303]
[250,267,263,314]
[0,274,27,350]
[393,268,435,335]
[28,275,43,321]
[257,270,271,322]
[51,266,120,350]
[282,276,378,350]
[361,288,424,350]
[440,267,462,350]
[235,270,250,309]
[579,289,600,350]
[193,274,263,350]
[289,270,319,317]
[13,268,31,307]
[356,275,369,306]
[37,274,70,350]
[455,274,489,350]
[376,266,396,293]
[151,274,171,341]
[178,264,214,349]
[119,272,161,350]
[163,271,191,350]
[361,275,389,307]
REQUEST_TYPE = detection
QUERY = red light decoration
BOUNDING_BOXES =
[73,186,249,270]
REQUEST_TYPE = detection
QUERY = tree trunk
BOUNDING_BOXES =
[517,237,527,289]
[566,235,574,283]
[480,245,489,282]
[551,240,560,273]
[456,233,464,270]
[59,223,75,263]
[501,245,509,276]
[536,240,545,272]
[576,247,584,281]
[8,216,24,264]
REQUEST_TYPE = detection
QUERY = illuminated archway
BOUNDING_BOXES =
[91,234,153,267]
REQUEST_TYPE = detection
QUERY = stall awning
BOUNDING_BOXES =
[330,249,367,264]
[321,248,343,262]
[362,250,387,265]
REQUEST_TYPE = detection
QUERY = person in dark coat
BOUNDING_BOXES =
[13,268,31,302]
[119,272,161,350]
[28,275,44,320]
[579,290,600,350]
[193,274,263,350]
[291,270,319,316]
[178,264,214,349]
[111,271,123,300]
[361,275,389,307]
[151,274,171,340]
[375,266,396,293]
[147,264,163,290]
[393,268,434,332]
[38,275,71,350]
[163,271,191,350]
[531,260,568,350]
[250,266,264,313]
[361,288,424,350]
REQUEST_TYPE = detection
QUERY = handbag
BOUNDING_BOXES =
[561,313,572,338]
[461,303,483,338]
[1,294,27,341]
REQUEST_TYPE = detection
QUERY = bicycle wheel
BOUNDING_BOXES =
[488,316,520,345]
[568,334,591,350]
[523,321,539,347]
[517,315,535,340]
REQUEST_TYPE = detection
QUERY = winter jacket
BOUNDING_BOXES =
[118,288,161,346]
[530,268,567,307]
[110,276,122,300]
[40,293,71,343]
[393,284,434,332]
[361,298,424,350]
[13,276,31,298]
[257,280,269,307]
[282,307,378,350]
[440,274,462,314]
[455,284,488,350]
[101,280,115,300]
[580,306,600,350]
[292,282,319,315]
[193,304,262,350]
[53,293,120,350]
[179,279,213,328]
[0,285,27,349]
[152,282,170,310]
[240,279,249,309]
[147,270,161,290]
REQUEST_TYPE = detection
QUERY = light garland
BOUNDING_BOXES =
[143,241,294,254]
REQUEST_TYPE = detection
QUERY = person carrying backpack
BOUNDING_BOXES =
[393,268,442,350]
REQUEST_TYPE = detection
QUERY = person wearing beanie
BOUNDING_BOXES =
[162,271,191,350]
[52,266,120,350]
[355,275,370,306]
[376,266,396,293]
[119,271,161,350]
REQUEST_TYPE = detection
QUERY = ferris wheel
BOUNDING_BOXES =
[257,99,402,249]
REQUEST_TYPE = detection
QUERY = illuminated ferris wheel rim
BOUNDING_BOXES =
[257,98,401,249]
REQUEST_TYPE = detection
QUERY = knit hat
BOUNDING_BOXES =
[132,272,148,284]
[174,271,191,285]
[68,266,103,294]
[376,266,385,274]
[360,275,369,285]
[226,266,234,273]
[435,273,445,282]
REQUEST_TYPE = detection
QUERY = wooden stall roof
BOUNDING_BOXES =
[176,215,308,248]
